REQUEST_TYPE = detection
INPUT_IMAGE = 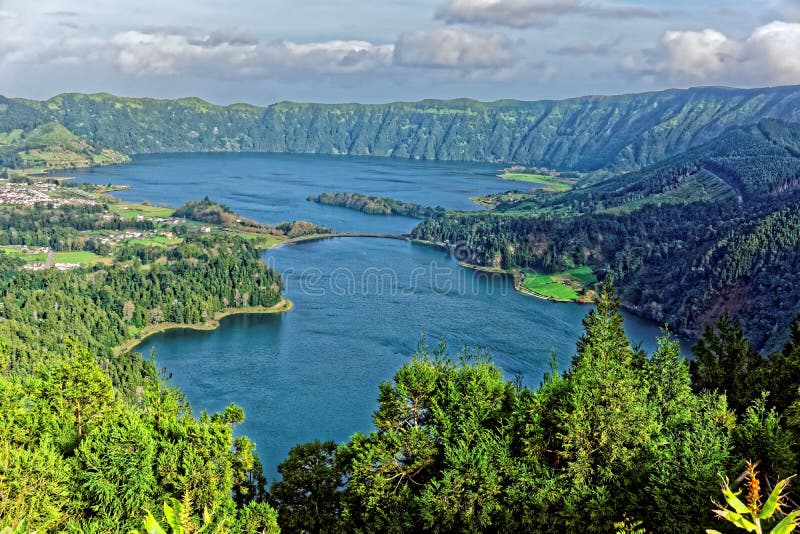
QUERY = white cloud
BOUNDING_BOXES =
[435,0,659,29]
[0,9,104,64]
[394,28,514,70]
[743,21,800,84]
[0,21,519,83]
[269,40,395,74]
[624,20,800,85]
[110,31,395,78]
[659,29,740,80]
[0,7,398,81]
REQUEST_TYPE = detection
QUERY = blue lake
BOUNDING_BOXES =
[64,153,686,478]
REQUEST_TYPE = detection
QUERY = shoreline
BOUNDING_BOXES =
[453,258,594,304]
[464,263,589,304]
[409,237,590,304]
[59,162,584,306]
[114,298,293,355]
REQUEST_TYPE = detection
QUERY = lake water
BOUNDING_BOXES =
[64,152,515,233]
[64,154,686,478]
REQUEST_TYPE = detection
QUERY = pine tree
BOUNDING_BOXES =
[764,315,800,412]
[690,313,765,413]
[270,440,343,534]
[558,280,656,531]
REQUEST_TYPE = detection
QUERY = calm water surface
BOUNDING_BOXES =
[65,154,684,478]
[65,152,515,233]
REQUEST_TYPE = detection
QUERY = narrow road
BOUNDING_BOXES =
[44,249,55,269]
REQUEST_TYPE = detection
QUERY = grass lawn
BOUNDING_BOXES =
[110,202,174,219]
[126,235,183,247]
[566,266,597,285]
[258,235,288,248]
[54,251,111,264]
[228,231,287,248]
[259,236,287,248]
[500,172,575,192]
[520,267,597,301]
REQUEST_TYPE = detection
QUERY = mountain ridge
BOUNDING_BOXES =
[3,85,800,172]
[12,83,794,107]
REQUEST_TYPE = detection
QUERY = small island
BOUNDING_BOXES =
[308,191,444,218]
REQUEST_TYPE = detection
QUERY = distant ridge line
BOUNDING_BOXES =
[6,83,800,108]
[3,85,800,172]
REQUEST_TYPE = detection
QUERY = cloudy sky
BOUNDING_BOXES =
[1,0,799,104]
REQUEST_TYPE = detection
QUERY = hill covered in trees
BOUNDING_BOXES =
[308,192,445,218]
[412,119,800,351]
[3,86,800,172]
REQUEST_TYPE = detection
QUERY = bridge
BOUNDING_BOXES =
[283,232,412,245]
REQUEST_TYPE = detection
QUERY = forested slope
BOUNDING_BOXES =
[3,86,800,171]
[523,117,800,212]
[0,207,286,531]
[412,120,800,351]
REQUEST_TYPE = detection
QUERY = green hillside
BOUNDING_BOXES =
[539,118,800,212]
[3,86,800,171]
[412,119,800,351]
[0,121,129,170]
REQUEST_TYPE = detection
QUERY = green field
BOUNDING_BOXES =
[230,232,288,248]
[1,248,110,265]
[0,247,29,255]
[500,172,575,192]
[126,235,183,247]
[520,266,597,301]
[110,202,175,219]
[256,235,287,248]
[52,251,110,264]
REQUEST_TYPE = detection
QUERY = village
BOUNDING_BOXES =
[0,180,98,207]
[0,173,276,277]
[0,177,192,271]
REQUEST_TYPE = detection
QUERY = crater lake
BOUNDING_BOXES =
[64,153,684,477]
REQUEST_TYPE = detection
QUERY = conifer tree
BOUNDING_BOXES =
[691,313,765,413]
